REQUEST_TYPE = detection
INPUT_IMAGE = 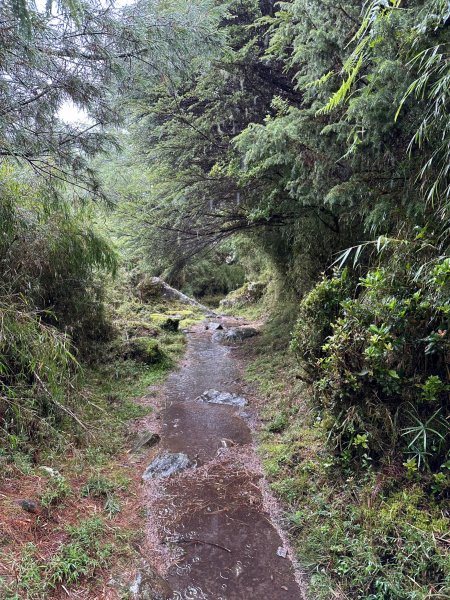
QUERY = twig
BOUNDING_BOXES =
[34,373,89,434]
[177,537,231,553]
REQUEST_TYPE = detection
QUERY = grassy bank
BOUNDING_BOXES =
[0,283,203,599]
[246,332,449,600]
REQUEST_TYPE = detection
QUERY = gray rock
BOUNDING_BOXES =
[231,327,259,339]
[19,499,42,515]
[142,452,192,480]
[213,327,259,343]
[196,389,248,408]
[39,466,62,478]
[137,277,216,316]
[209,322,224,330]
[131,431,161,453]
[212,330,225,342]
[130,568,172,600]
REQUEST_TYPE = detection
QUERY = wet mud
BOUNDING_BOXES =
[143,321,303,600]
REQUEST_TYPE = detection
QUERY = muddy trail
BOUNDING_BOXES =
[139,319,304,600]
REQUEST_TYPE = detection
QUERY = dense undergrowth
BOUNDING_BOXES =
[0,166,116,460]
[292,246,450,479]
[0,165,202,596]
[245,256,449,599]
[0,276,200,597]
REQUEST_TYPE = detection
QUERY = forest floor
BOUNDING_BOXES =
[0,309,307,600]
[0,296,199,599]
[3,299,446,600]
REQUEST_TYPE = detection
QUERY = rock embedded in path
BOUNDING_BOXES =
[130,568,172,600]
[196,389,248,408]
[213,326,259,343]
[142,452,193,480]
[205,321,224,331]
[228,326,259,340]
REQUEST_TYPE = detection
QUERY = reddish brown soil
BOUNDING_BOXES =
[0,450,144,599]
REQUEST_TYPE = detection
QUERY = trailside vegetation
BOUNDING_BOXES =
[121,0,449,597]
[0,0,449,597]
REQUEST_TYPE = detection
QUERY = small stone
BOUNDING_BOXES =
[39,466,62,478]
[239,410,250,419]
[19,499,42,515]
[130,567,172,599]
[131,432,161,453]
[196,389,248,407]
[277,546,288,558]
[142,452,192,480]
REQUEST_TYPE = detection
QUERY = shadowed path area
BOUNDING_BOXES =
[144,320,303,600]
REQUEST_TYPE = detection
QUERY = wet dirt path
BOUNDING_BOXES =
[143,320,303,600]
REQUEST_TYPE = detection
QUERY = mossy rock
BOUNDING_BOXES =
[220,281,267,308]
[136,277,164,301]
[150,313,169,323]
[160,318,180,332]
[124,337,165,364]
[126,321,159,338]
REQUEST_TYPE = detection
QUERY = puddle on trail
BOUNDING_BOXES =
[144,322,303,600]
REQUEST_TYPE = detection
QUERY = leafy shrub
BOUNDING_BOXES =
[291,269,351,377]
[292,482,450,600]
[248,339,450,600]
[266,413,288,433]
[48,517,111,587]
[0,165,117,350]
[0,298,78,454]
[40,475,71,508]
[160,317,180,332]
[293,246,450,473]
[81,475,127,518]
[0,165,117,454]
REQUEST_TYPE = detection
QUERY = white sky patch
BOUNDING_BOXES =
[58,100,92,125]
[41,0,135,123]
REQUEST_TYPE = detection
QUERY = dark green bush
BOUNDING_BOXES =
[0,297,78,451]
[291,269,352,377]
[293,246,450,474]
[0,165,117,351]
[161,317,180,332]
